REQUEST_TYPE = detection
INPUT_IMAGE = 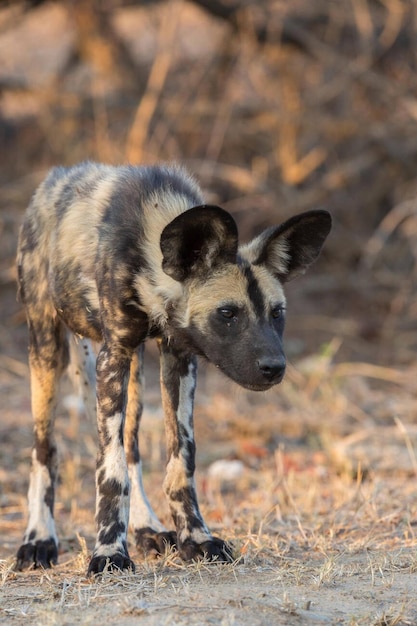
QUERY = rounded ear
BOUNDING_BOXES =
[160,205,238,282]
[249,210,332,282]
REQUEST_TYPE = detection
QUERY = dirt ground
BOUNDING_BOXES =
[1,1,417,624]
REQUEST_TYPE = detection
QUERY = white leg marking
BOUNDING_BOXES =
[68,335,97,420]
[24,452,58,545]
[129,461,166,532]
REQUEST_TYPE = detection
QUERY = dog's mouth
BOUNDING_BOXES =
[211,358,285,392]
[216,368,284,392]
[238,381,278,392]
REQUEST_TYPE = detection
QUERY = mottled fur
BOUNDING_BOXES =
[16,162,331,575]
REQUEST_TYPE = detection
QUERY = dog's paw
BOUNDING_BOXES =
[87,551,135,576]
[16,537,58,570]
[135,527,177,558]
[179,537,234,563]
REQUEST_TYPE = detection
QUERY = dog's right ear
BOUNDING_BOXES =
[243,210,332,282]
[160,205,238,282]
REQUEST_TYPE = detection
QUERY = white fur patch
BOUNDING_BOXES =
[240,232,291,276]
[100,413,130,486]
[129,461,166,532]
[24,453,58,544]
[67,335,97,420]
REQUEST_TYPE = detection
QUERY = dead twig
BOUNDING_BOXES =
[361,199,417,269]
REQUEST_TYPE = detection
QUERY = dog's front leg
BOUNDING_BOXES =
[87,344,134,575]
[159,338,233,563]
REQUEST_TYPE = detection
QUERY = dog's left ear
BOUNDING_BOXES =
[160,205,238,282]
[244,210,332,283]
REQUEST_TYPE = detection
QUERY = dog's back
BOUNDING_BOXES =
[18,162,203,342]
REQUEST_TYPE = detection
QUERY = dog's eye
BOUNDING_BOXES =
[271,306,285,319]
[218,307,236,319]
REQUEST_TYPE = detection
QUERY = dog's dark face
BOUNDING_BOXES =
[179,262,287,390]
[160,206,331,390]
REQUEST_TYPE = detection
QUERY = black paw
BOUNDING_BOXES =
[179,537,234,563]
[135,527,177,558]
[87,551,135,576]
[16,538,58,571]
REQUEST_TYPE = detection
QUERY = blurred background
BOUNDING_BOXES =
[0,0,417,555]
[1,0,416,364]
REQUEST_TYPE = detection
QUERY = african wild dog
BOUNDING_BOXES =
[16,162,331,575]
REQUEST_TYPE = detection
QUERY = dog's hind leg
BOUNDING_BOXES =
[159,338,233,563]
[67,335,97,420]
[126,345,177,557]
[16,310,69,570]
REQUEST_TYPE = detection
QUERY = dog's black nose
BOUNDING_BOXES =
[257,357,286,383]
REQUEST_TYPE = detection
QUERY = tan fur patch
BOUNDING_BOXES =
[29,364,59,440]
[184,265,247,326]
[55,172,120,297]
[134,181,203,327]
[184,262,286,331]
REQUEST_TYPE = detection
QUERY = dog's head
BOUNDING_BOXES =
[160,206,331,390]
